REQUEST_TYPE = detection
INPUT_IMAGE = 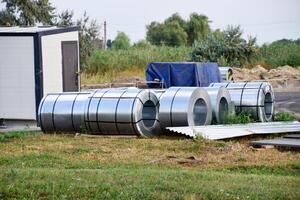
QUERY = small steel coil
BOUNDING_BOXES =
[203,87,233,124]
[210,82,274,122]
[158,87,212,129]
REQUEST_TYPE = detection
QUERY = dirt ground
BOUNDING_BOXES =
[233,65,300,88]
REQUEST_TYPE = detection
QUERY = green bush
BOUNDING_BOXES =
[274,112,296,121]
[223,112,254,124]
[112,32,131,50]
[259,40,300,67]
[85,46,190,74]
[190,26,258,67]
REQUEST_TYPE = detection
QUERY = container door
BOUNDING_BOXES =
[61,41,79,92]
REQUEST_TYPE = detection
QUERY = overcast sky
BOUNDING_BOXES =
[2,0,300,44]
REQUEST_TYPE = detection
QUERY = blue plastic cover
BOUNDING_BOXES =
[146,62,221,88]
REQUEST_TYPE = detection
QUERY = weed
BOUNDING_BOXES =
[274,112,296,121]
[84,46,190,75]
[223,112,254,124]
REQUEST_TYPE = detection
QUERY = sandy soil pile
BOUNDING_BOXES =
[233,65,300,88]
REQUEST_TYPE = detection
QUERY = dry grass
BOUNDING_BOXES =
[1,133,299,169]
[81,69,145,85]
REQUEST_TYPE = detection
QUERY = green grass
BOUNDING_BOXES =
[274,112,296,122]
[222,163,300,176]
[0,132,299,199]
[259,41,300,67]
[84,46,190,74]
[0,131,39,142]
[1,166,299,199]
[223,112,254,124]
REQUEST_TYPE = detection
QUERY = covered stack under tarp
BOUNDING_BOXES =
[146,62,221,88]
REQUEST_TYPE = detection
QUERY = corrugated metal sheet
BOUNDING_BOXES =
[166,121,300,140]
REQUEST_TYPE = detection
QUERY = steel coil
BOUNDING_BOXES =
[203,87,233,124]
[219,67,234,82]
[85,88,160,137]
[159,87,212,129]
[38,92,92,132]
[210,82,274,122]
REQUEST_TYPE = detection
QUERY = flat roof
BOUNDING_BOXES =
[0,26,79,36]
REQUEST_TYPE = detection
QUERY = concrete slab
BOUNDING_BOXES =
[0,120,41,133]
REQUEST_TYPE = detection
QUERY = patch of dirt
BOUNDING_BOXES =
[233,65,300,88]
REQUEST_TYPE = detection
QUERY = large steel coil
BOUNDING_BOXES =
[203,87,233,124]
[38,92,91,132]
[210,82,274,122]
[159,87,212,129]
[85,88,160,137]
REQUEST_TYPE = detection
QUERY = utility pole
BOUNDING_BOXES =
[103,21,107,49]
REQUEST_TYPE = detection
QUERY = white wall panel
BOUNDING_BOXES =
[42,31,79,95]
[0,36,36,120]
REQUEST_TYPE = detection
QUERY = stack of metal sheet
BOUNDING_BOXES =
[167,121,300,140]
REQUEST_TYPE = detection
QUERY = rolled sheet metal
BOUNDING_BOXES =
[38,92,92,132]
[210,82,275,122]
[203,87,233,124]
[219,67,234,82]
[159,87,212,129]
[85,88,160,137]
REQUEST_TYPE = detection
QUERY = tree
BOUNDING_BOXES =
[0,9,16,26]
[112,32,130,50]
[186,13,211,45]
[56,9,74,27]
[0,1,100,70]
[146,13,211,46]
[190,26,258,67]
[161,21,187,46]
[164,13,186,30]
[106,39,112,49]
[146,15,187,46]
[146,22,165,45]
[0,0,55,26]
[132,39,152,49]
[76,11,100,68]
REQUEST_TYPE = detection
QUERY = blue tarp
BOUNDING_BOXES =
[146,62,221,88]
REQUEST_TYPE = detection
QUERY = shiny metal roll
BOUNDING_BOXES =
[210,82,275,122]
[203,87,232,124]
[85,88,160,137]
[159,87,212,129]
[38,92,92,132]
[219,67,234,82]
